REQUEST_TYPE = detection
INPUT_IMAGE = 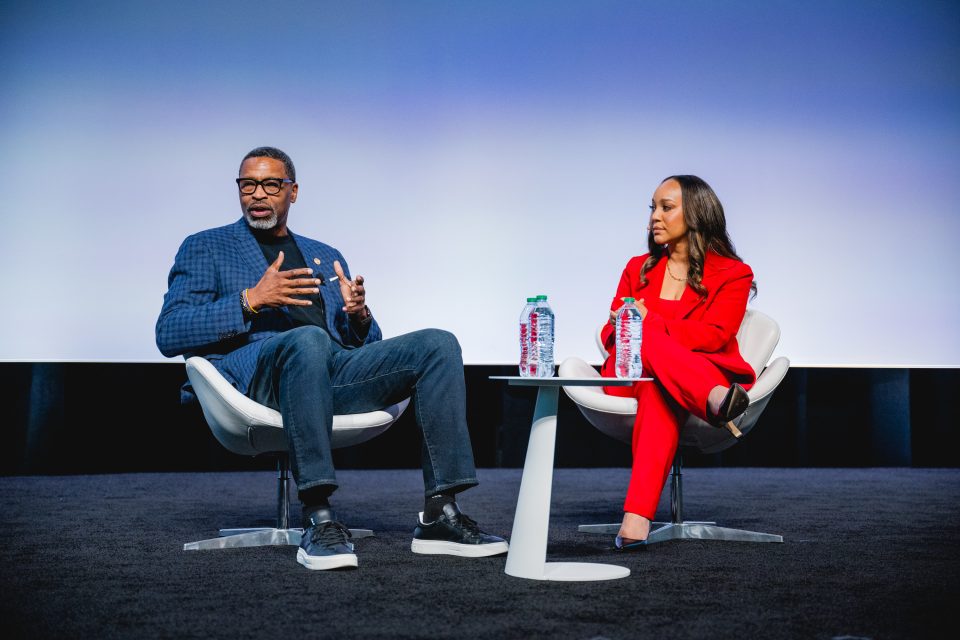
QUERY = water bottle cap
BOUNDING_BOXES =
[526,297,537,302]
[622,297,635,303]
[536,295,547,300]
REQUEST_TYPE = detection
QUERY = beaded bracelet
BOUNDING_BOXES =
[240,288,258,315]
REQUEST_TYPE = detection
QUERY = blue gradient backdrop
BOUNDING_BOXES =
[1,1,958,365]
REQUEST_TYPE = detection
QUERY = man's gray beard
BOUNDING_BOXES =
[244,211,278,230]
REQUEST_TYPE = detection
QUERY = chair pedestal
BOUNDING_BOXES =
[578,522,781,543]
[183,527,376,551]
[184,528,304,550]
[183,457,373,551]
[578,455,783,544]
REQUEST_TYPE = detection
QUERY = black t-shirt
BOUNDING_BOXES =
[253,231,327,329]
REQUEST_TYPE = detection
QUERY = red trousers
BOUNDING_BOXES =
[604,321,750,519]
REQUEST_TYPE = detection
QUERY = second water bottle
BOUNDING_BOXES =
[532,295,554,378]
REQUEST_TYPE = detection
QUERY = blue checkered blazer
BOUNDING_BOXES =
[156,218,382,403]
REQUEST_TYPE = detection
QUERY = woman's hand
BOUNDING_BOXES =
[636,298,648,319]
[609,298,647,324]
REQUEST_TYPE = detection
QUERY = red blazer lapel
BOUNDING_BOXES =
[645,257,705,319]
[672,254,710,319]
[676,283,704,319]
[677,252,740,319]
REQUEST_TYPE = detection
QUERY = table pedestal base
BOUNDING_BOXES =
[507,561,630,582]
[503,384,629,582]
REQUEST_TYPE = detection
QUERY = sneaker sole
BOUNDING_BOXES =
[296,547,358,570]
[410,539,509,557]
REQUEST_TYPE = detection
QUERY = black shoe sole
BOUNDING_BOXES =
[411,538,509,557]
[712,383,749,428]
[614,535,648,552]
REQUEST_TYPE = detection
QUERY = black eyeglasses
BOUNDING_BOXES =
[236,177,294,196]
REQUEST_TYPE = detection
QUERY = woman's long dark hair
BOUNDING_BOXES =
[639,175,756,298]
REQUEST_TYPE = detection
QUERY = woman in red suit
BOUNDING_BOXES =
[601,175,756,549]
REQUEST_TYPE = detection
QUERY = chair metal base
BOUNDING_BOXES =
[578,521,783,544]
[578,455,784,545]
[184,527,374,551]
[183,456,376,552]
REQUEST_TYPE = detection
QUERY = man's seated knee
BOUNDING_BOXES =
[414,328,462,359]
[275,325,335,359]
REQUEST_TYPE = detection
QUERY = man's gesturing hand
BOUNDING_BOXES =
[333,260,369,320]
[246,251,320,310]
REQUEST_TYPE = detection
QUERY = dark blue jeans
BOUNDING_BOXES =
[246,326,478,498]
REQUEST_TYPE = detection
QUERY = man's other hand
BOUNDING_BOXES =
[333,260,368,320]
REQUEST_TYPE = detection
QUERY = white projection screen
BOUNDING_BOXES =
[1,0,958,367]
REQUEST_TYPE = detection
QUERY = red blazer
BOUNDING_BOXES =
[600,251,756,386]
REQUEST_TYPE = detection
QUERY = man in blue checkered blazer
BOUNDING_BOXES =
[156,147,507,570]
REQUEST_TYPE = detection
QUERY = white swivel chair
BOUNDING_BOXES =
[559,309,789,544]
[182,356,410,551]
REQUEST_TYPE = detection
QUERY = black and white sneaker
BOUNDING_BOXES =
[411,502,508,557]
[297,508,358,570]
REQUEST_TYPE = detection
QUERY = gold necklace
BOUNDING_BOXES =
[665,260,688,282]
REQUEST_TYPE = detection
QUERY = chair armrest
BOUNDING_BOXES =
[748,356,790,403]
[186,356,282,429]
[558,357,637,414]
[684,355,791,454]
[595,325,607,359]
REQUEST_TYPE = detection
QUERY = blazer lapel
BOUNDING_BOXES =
[647,253,703,319]
[647,257,702,318]
[676,281,704,319]
[290,232,338,332]
[676,251,728,318]
[231,218,269,276]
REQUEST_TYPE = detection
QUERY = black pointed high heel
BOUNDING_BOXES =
[710,383,749,438]
[614,535,648,552]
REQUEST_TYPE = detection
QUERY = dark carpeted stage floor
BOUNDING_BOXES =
[2,468,958,639]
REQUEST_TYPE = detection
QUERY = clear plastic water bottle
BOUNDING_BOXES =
[615,297,643,379]
[518,297,537,377]
[534,295,554,378]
